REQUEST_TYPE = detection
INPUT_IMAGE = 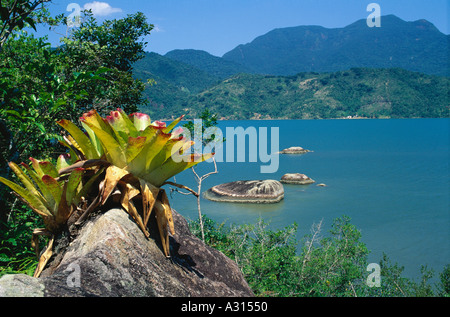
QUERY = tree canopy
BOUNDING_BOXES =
[0,1,154,274]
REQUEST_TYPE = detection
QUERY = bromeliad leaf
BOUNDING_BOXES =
[0,174,51,218]
[130,112,151,131]
[34,159,59,179]
[0,158,95,233]
[163,115,184,134]
[107,108,138,139]
[101,165,130,205]
[143,153,215,187]
[56,153,76,172]
[57,119,99,159]
[82,120,127,167]
[65,167,84,206]
[125,129,171,176]
[8,162,47,210]
[125,136,147,162]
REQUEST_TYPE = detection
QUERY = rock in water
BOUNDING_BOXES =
[280,146,310,154]
[0,208,254,297]
[204,180,284,203]
[280,173,315,185]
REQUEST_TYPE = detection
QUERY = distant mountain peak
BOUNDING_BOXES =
[221,15,448,76]
[166,49,219,58]
[165,48,252,79]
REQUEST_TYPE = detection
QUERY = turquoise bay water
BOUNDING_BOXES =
[169,118,449,280]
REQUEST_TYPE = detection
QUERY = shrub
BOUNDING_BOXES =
[189,215,448,297]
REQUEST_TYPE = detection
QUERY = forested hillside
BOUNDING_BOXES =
[187,68,449,119]
[136,64,449,120]
[165,49,251,79]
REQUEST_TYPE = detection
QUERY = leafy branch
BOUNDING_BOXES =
[0,0,50,50]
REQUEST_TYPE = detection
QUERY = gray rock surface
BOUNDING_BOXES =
[0,208,254,297]
[0,274,45,297]
[204,180,284,203]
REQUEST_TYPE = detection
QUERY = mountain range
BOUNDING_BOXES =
[222,15,449,76]
[133,15,449,120]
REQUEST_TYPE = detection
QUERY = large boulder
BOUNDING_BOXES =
[204,180,284,203]
[280,173,315,185]
[0,208,254,297]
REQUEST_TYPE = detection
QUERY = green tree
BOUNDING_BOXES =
[0,0,50,50]
[296,216,369,296]
[58,10,154,115]
[438,265,450,296]
[0,3,154,274]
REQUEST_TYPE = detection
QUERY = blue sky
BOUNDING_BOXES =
[37,0,449,57]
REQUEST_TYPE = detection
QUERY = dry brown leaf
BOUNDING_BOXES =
[120,183,149,238]
[33,234,54,278]
[158,189,175,235]
[101,165,130,204]
[153,200,169,257]
[139,179,159,228]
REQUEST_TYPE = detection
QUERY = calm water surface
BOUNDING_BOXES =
[169,118,449,280]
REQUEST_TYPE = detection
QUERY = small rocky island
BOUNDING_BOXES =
[280,146,311,154]
[204,180,284,204]
[280,173,315,185]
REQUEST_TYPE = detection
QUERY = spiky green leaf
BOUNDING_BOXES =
[83,121,126,168]
[0,175,51,217]
[143,153,214,187]
[57,119,99,159]
[65,168,84,205]
[41,175,62,215]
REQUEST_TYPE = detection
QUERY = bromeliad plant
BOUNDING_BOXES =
[57,109,213,257]
[0,108,213,277]
[0,154,100,277]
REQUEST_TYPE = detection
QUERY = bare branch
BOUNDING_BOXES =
[300,219,323,278]
[199,156,218,181]
[162,181,199,197]
[194,157,218,242]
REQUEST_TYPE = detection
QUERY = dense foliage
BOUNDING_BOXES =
[0,2,153,275]
[189,215,449,297]
[191,68,449,119]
